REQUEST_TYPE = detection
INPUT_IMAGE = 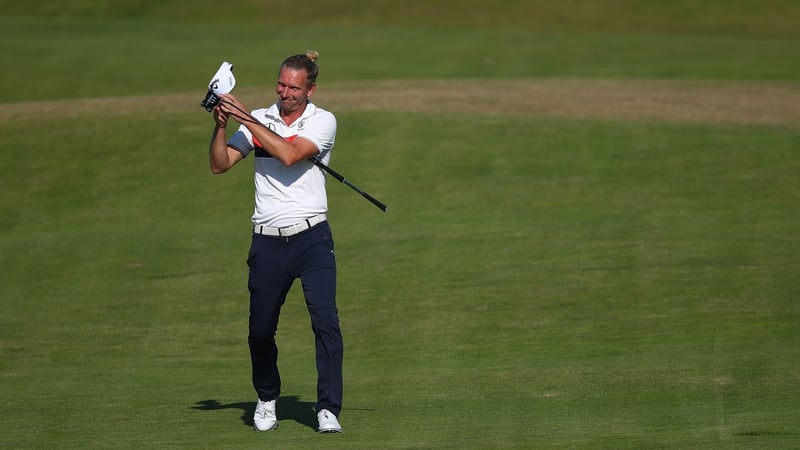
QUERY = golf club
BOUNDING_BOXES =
[308,155,388,212]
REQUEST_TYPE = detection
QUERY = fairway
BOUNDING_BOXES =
[2,2,800,448]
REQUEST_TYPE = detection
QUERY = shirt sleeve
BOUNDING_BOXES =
[297,110,337,161]
[227,124,254,158]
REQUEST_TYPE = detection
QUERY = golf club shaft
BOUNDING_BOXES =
[310,157,389,212]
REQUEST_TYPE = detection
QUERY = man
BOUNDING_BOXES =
[208,50,343,433]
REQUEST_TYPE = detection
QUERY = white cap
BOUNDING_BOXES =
[208,61,235,95]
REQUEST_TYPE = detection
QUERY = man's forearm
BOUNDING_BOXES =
[246,123,318,167]
[209,125,233,174]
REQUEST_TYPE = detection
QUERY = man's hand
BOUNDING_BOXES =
[218,93,252,124]
[213,104,229,129]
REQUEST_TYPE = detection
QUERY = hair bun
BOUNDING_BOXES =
[304,49,319,62]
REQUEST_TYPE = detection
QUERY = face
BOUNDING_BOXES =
[275,66,316,115]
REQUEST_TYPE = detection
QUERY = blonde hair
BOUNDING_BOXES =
[304,49,319,63]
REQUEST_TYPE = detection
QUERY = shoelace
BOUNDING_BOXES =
[256,402,274,417]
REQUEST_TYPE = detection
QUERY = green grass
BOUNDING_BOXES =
[2,8,800,103]
[2,2,800,448]
[2,0,800,38]
[2,110,799,448]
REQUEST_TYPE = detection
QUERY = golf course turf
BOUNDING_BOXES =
[1,1,799,448]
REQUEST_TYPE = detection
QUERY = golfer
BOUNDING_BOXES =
[208,50,343,433]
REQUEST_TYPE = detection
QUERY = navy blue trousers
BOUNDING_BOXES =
[246,221,343,416]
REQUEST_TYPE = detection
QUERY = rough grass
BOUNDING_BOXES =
[4,80,800,128]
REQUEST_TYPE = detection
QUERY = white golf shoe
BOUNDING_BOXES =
[253,399,277,431]
[317,409,342,433]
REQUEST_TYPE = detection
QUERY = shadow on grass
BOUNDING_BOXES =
[192,395,317,431]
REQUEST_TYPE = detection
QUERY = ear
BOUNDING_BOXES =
[307,83,317,97]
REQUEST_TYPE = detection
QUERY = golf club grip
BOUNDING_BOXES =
[312,157,345,183]
[361,191,389,212]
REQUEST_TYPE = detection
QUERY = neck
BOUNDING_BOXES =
[280,101,308,126]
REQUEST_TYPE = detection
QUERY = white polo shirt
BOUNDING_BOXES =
[228,101,337,228]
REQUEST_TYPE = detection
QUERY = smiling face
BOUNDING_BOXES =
[275,66,316,118]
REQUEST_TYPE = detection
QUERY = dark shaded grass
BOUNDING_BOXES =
[2,0,800,39]
[2,17,800,104]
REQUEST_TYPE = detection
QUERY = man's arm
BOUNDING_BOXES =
[218,93,319,167]
[247,124,320,167]
[209,106,244,174]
